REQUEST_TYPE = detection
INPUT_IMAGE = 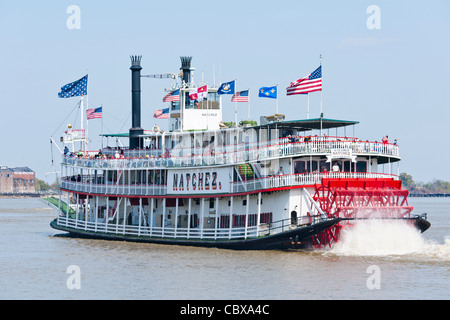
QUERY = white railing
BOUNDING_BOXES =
[63,138,399,170]
[61,180,167,196]
[231,172,399,193]
[57,215,258,240]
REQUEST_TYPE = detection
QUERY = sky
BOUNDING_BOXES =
[0,0,449,184]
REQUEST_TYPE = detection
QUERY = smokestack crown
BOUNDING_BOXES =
[180,56,193,86]
[130,55,142,68]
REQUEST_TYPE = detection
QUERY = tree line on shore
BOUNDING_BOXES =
[399,173,450,194]
[35,178,59,192]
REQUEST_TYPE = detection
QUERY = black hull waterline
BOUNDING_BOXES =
[49,216,430,250]
[50,218,340,250]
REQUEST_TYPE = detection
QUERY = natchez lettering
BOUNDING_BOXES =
[172,172,222,191]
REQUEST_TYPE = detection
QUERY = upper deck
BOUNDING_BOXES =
[63,133,399,170]
[63,116,399,172]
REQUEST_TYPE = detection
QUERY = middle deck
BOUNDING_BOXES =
[61,119,400,197]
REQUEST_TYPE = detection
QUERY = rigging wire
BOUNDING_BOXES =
[50,100,81,168]
[50,100,81,137]
[118,112,132,133]
[50,138,54,166]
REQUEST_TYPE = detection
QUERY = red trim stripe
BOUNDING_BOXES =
[60,184,313,199]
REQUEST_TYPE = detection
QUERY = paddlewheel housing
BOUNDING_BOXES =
[309,177,413,248]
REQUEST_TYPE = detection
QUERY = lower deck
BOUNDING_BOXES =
[50,214,340,250]
[52,176,349,250]
[54,187,315,242]
[50,174,431,249]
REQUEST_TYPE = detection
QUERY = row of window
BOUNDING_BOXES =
[294,159,367,173]
[171,92,221,110]
[219,212,273,228]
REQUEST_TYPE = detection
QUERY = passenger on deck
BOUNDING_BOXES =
[332,163,340,172]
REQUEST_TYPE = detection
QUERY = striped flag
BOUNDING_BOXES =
[86,107,102,120]
[163,89,180,102]
[153,108,169,119]
[231,90,249,102]
[286,66,322,95]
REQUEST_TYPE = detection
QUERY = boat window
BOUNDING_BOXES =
[207,92,220,109]
[356,161,367,172]
[344,161,351,172]
[184,91,220,110]
[306,160,318,172]
[171,101,180,111]
[294,161,306,174]
[184,92,195,109]
[319,160,329,172]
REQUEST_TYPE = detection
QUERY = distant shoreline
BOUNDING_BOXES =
[409,193,450,197]
[0,193,58,199]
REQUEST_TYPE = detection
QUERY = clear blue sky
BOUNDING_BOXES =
[0,1,448,183]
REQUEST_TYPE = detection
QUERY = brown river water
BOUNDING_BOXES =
[0,197,448,300]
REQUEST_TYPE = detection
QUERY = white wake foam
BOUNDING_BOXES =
[328,220,450,260]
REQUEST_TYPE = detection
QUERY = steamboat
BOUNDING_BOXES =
[50,56,430,250]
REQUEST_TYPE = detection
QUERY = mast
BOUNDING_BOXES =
[320,55,323,137]
[320,55,323,116]
[80,95,84,151]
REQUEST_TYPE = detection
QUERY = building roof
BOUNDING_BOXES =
[0,166,34,173]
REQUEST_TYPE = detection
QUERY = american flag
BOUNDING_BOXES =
[231,90,249,102]
[286,66,322,95]
[153,108,169,119]
[86,107,102,120]
[163,89,180,102]
[58,74,88,98]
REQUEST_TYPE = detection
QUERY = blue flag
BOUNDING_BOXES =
[58,74,88,98]
[259,86,277,99]
[217,80,235,95]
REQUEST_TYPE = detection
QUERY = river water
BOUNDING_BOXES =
[0,197,448,300]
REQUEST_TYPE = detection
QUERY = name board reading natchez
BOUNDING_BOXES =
[167,167,231,195]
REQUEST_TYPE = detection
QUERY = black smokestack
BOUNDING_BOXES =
[129,55,143,149]
[180,56,192,86]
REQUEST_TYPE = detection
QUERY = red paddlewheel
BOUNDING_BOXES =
[311,224,343,248]
[309,177,414,248]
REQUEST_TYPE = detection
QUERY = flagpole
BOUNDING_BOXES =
[307,93,310,119]
[86,103,89,153]
[85,70,89,151]
[276,84,279,114]
[320,55,323,137]
[80,94,84,151]
[247,88,250,120]
[101,104,104,149]
[320,55,323,116]
[234,78,237,127]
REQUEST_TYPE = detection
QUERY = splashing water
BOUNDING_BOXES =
[328,219,450,260]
